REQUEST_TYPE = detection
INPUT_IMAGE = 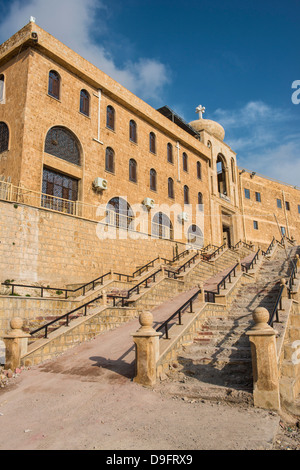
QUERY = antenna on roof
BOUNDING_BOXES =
[30,16,36,23]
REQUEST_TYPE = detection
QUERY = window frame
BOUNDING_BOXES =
[48,70,61,100]
[168,177,174,199]
[197,161,202,180]
[105,147,115,174]
[255,191,261,203]
[129,158,137,183]
[253,220,259,230]
[149,132,156,154]
[106,105,115,131]
[184,185,189,205]
[150,168,157,192]
[183,152,188,172]
[80,89,90,117]
[0,121,9,153]
[129,120,137,143]
[244,188,250,199]
[167,143,173,164]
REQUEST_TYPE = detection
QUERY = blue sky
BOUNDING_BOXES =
[0,0,299,185]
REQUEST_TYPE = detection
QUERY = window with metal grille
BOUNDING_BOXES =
[129,120,137,143]
[150,168,157,191]
[105,147,115,173]
[167,143,173,163]
[80,89,90,116]
[42,168,78,214]
[152,212,173,240]
[129,159,137,183]
[183,152,188,172]
[106,197,134,229]
[168,177,174,199]
[149,132,156,154]
[106,105,115,130]
[44,126,81,166]
[0,122,9,153]
[48,70,60,99]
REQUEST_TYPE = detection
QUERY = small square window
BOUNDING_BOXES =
[277,199,282,209]
[255,192,261,202]
[244,188,250,199]
[253,220,258,230]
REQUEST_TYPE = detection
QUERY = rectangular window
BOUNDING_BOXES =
[244,188,250,199]
[298,205,300,214]
[281,226,286,236]
[255,192,261,202]
[253,220,258,230]
[285,201,290,211]
[277,199,282,209]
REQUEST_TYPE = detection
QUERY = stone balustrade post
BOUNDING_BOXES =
[198,283,205,302]
[3,317,31,371]
[280,278,288,299]
[246,307,280,411]
[132,311,162,386]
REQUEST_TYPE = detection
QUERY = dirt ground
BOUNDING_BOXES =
[0,333,299,451]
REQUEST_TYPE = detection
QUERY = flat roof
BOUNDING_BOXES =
[157,106,200,139]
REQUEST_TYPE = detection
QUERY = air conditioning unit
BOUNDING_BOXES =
[178,212,189,222]
[143,197,155,209]
[93,177,108,190]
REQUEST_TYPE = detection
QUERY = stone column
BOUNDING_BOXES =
[132,311,162,387]
[246,307,280,411]
[3,317,31,371]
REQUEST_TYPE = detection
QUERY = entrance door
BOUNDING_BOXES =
[222,225,231,248]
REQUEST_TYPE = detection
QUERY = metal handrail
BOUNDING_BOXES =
[241,249,260,273]
[268,284,284,327]
[30,293,104,338]
[204,262,239,303]
[156,289,201,339]
[262,237,275,256]
[201,243,226,261]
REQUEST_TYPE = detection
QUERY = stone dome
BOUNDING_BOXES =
[189,118,225,141]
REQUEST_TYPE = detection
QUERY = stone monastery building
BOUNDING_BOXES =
[1,21,300,413]
[0,20,299,285]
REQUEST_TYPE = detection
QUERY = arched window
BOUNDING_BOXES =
[197,161,202,180]
[168,177,174,199]
[129,120,137,143]
[150,168,157,191]
[184,185,189,205]
[187,225,204,248]
[149,132,156,154]
[198,192,203,208]
[106,105,115,130]
[80,89,90,116]
[0,122,9,153]
[129,158,137,183]
[152,212,173,240]
[48,70,60,99]
[217,154,227,195]
[167,143,173,163]
[44,126,81,166]
[0,75,5,103]
[105,147,115,173]
[106,197,134,229]
[231,158,235,183]
[183,152,188,172]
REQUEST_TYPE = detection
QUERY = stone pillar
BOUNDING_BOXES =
[198,283,205,302]
[246,307,280,411]
[280,278,288,299]
[3,318,31,371]
[132,311,162,387]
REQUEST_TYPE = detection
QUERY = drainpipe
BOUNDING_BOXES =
[93,89,103,145]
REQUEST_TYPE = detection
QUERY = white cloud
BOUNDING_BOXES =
[0,0,170,103]
[211,101,300,186]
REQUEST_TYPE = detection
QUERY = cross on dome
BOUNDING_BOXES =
[196,105,205,119]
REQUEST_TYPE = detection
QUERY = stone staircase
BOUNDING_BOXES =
[157,244,299,405]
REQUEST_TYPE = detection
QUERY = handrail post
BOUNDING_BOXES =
[132,311,162,386]
[3,318,31,371]
[246,307,280,411]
